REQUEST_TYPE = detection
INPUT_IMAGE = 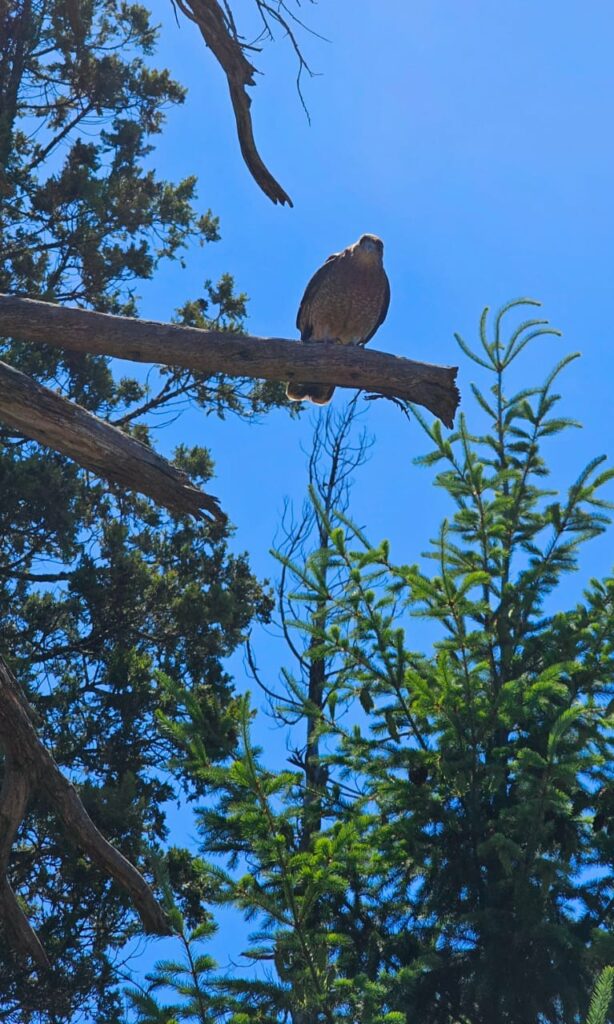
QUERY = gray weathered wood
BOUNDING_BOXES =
[0,294,460,426]
[0,359,224,521]
[173,0,293,206]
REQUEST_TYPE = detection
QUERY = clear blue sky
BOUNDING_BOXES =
[140,0,614,584]
[124,0,614,997]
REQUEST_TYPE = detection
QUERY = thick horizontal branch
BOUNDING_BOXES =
[0,657,172,965]
[0,295,460,427]
[0,359,225,522]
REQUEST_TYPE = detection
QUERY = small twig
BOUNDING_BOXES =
[363,391,415,425]
[254,0,320,121]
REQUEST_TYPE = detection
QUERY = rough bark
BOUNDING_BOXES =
[0,294,461,426]
[0,0,32,169]
[173,0,293,206]
[0,359,225,521]
[0,657,172,966]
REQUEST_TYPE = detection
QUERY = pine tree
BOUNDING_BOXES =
[144,301,614,1024]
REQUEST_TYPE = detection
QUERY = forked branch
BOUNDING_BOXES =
[0,658,172,967]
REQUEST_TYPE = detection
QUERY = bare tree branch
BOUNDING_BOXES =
[0,294,461,426]
[0,739,47,967]
[0,877,50,968]
[0,359,225,522]
[0,657,172,966]
[174,0,293,205]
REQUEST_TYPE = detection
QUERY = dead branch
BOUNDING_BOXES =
[174,0,293,205]
[0,657,172,966]
[0,359,225,522]
[0,745,47,967]
[0,294,461,427]
[0,877,50,967]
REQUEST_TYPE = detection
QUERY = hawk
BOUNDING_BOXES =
[286,233,390,405]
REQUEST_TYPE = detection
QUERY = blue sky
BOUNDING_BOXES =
[139,0,614,585]
[123,0,614,997]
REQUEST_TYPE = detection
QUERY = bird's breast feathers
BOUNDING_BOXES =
[299,245,389,345]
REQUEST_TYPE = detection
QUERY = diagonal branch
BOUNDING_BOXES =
[0,878,50,967]
[174,0,293,205]
[0,294,461,427]
[0,359,225,522]
[0,657,172,966]
[0,742,47,967]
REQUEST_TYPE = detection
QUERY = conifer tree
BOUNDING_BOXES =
[143,302,614,1024]
[0,3,281,1020]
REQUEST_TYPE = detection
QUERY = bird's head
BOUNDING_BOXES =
[356,233,384,260]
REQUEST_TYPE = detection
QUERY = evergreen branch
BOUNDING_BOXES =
[110,371,186,426]
[494,297,543,354]
[502,316,551,360]
[25,100,96,173]
[585,966,614,1024]
[236,705,335,1020]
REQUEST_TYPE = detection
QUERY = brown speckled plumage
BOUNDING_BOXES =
[286,234,390,405]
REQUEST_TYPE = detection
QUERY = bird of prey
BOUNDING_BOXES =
[286,233,390,405]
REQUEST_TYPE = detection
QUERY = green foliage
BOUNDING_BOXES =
[138,303,614,1024]
[0,448,273,1022]
[585,967,614,1024]
[0,3,285,1020]
[124,918,222,1024]
[0,1,291,415]
[0,1,213,314]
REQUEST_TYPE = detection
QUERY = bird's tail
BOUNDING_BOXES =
[286,382,335,405]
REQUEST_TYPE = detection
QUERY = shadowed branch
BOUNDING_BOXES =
[0,658,172,966]
[0,359,225,522]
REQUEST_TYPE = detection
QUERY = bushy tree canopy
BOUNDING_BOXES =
[0,3,283,1019]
